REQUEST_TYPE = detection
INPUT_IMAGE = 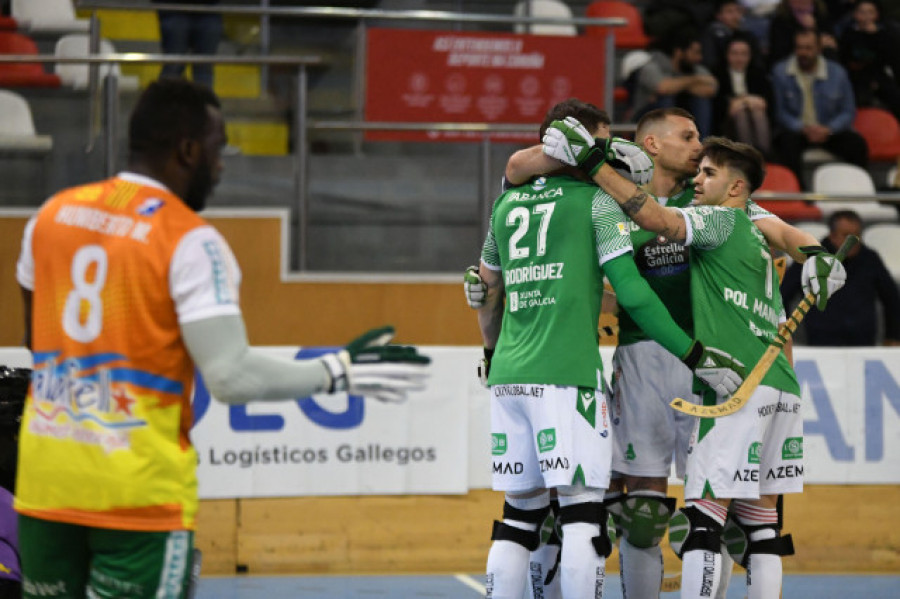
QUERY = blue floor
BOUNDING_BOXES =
[194,573,900,598]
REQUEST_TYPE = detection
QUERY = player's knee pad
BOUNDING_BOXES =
[605,492,676,549]
[722,518,795,568]
[557,501,616,558]
[667,505,724,559]
[490,500,551,552]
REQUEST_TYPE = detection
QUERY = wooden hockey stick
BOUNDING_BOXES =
[670,235,858,418]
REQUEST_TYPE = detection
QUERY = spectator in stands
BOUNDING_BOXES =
[643,0,717,43]
[701,0,763,71]
[768,0,837,67]
[838,0,900,122]
[771,28,868,188]
[153,0,222,89]
[739,0,780,52]
[781,210,900,345]
[713,34,773,155]
[631,29,719,137]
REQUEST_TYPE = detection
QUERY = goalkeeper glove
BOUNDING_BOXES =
[477,347,494,387]
[320,326,430,403]
[799,246,847,311]
[464,265,486,309]
[542,116,654,183]
[681,340,746,396]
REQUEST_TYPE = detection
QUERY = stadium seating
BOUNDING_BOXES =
[861,223,900,282]
[54,34,140,91]
[812,162,897,223]
[0,17,17,31]
[585,1,651,49]
[755,163,823,221]
[0,32,62,87]
[513,0,578,35]
[0,89,53,155]
[11,0,89,34]
[854,107,900,162]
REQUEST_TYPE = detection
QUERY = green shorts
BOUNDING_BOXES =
[19,515,194,599]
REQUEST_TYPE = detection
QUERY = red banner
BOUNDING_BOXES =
[364,28,607,142]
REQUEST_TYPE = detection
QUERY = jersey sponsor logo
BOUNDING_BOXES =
[136,197,164,216]
[493,384,544,398]
[782,437,803,460]
[733,468,759,482]
[748,442,761,464]
[504,262,564,286]
[757,401,801,417]
[766,465,803,479]
[493,461,524,475]
[507,187,563,203]
[539,456,570,473]
[537,428,557,453]
[29,355,156,452]
[700,551,716,597]
[635,237,689,277]
[531,177,547,191]
[23,579,68,596]
[492,433,508,456]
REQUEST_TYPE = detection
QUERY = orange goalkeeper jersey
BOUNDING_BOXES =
[15,173,241,531]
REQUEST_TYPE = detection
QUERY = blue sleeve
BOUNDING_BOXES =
[824,64,856,132]
[771,64,802,132]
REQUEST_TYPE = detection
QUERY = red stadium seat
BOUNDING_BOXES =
[585,1,651,49]
[755,163,823,221]
[0,17,17,31]
[0,32,61,87]
[854,107,900,162]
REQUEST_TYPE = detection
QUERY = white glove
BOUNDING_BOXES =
[608,137,654,186]
[682,341,746,397]
[542,116,596,166]
[320,326,430,403]
[464,265,486,309]
[801,253,847,311]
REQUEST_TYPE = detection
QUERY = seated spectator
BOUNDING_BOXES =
[838,0,900,122]
[739,0,780,52]
[781,210,900,345]
[643,0,717,42]
[713,34,773,155]
[701,0,763,71]
[153,0,222,89]
[768,0,837,67]
[771,28,868,188]
[631,29,719,137]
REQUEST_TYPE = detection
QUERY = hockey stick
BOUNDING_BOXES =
[670,235,858,418]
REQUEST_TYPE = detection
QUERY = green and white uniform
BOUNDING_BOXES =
[611,186,697,479]
[679,202,803,500]
[481,175,628,492]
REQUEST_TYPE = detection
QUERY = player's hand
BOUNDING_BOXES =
[609,137,654,186]
[320,326,430,403]
[542,116,597,166]
[464,265,486,309]
[681,341,746,396]
[477,347,494,387]
[800,249,846,311]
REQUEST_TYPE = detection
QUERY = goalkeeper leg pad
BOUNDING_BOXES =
[606,491,677,549]
[668,506,724,559]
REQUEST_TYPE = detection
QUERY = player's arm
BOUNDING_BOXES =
[542,118,686,239]
[754,214,821,263]
[603,254,691,357]
[476,263,504,350]
[506,144,559,186]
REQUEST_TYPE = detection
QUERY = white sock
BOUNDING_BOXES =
[486,538,530,599]
[526,543,560,599]
[745,529,783,599]
[559,522,606,599]
[681,549,721,599]
[619,538,663,598]
[715,544,734,599]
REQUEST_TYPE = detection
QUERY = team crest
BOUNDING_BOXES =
[137,197,165,216]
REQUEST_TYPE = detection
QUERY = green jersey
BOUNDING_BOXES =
[618,185,695,346]
[481,175,633,388]
[682,203,800,394]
